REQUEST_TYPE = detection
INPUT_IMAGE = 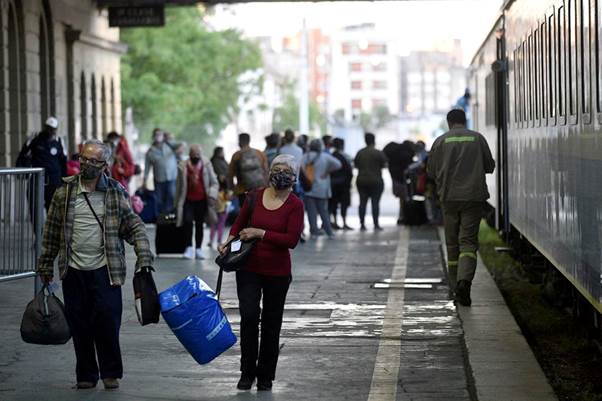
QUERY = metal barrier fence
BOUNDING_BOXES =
[0,168,44,290]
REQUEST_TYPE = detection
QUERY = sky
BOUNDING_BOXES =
[205,0,502,66]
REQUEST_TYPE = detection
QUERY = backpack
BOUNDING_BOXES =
[15,134,39,167]
[238,149,265,190]
[302,153,320,191]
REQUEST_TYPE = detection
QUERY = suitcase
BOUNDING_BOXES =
[403,198,428,226]
[136,189,158,224]
[159,276,236,365]
[155,213,187,255]
[402,178,428,226]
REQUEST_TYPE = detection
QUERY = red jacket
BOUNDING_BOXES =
[111,138,135,188]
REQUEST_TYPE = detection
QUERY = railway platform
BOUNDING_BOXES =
[0,221,557,401]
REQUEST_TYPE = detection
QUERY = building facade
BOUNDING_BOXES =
[328,23,400,122]
[1,0,125,166]
[399,40,466,118]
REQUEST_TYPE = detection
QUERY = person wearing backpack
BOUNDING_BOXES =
[227,133,269,206]
[302,139,342,239]
[329,138,354,230]
[16,117,67,211]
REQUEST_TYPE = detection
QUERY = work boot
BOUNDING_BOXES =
[257,378,273,391]
[75,381,96,389]
[237,374,255,390]
[455,280,472,306]
[102,378,119,390]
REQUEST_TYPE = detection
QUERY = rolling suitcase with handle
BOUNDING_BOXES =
[155,212,187,255]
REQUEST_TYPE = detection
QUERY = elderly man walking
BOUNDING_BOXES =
[37,139,154,390]
[427,109,495,306]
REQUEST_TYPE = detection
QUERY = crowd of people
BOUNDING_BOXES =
[27,108,493,392]
[17,116,440,260]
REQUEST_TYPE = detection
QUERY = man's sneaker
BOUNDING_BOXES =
[183,246,195,259]
[257,379,273,391]
[102,378,119,390]
[237,375,255,390]
[456,280,472,306]
[75,381,96,389]
[195,248,204,260]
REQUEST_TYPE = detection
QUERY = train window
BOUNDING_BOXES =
[558,6,566,120]
[521,41,527,123]
[513,48,519,123]
[534,29,540,123]
[549,13,557,121]
[541,22,547,121]
[595,0,601,114]
[568,0,578,119]
[525,35,533,121]
[582,0,592,121]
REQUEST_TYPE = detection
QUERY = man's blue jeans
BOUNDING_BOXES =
[155,180,176,213]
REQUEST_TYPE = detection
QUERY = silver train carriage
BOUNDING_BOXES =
[469,0,602,313]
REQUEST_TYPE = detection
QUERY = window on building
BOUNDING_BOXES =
[372,62,387,72]
[350,62,362,72]
[364,43,387,54]
[351,99,362,109]
[372,81,387,90]
[91,74,98,139]
[80,72,88,139]
[7,0,27,162]
[372,99,387,108]
[351,81,362,90]
[342,42,352,54]
[101,77,107,135]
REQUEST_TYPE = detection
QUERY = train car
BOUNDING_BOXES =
[470,0,602,318]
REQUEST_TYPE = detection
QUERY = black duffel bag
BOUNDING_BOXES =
[215,236,258,273]
[215,191,258,273]
[21,284,71,345]
[133,266,160,325]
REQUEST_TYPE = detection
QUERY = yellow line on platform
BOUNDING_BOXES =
[367,227,410,401]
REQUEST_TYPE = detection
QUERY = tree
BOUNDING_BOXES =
[271,79,326,134]
[121,7,262,147]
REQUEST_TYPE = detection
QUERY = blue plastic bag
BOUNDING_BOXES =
[159,276,237,364]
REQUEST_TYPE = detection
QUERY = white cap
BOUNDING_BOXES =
[45,117,59,129]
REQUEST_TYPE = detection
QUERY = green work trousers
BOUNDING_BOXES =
[442,201,484,290]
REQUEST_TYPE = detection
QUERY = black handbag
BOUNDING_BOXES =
[214,191,258,274]
[21,284,71,345]
[133,266,160,325]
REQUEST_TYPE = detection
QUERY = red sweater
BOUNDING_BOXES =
[230,188,304,276]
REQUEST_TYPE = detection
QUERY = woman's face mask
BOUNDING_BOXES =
[269,167,295,190]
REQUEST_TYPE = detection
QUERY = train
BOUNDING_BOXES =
[469,0,602,325]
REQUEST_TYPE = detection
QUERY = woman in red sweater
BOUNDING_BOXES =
[219,154,304,391]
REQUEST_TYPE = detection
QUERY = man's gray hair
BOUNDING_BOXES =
[270,154,298,174]
[82,139,112,162]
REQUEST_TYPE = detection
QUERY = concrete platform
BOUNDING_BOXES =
[0,221,557,401]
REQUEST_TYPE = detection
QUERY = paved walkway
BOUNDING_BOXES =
[0,216,556,400]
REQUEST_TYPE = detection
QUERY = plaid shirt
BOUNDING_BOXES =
[37,174,154,286]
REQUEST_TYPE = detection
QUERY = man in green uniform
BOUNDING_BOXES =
[427,109,495,306]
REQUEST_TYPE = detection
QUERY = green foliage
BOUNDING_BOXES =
[120,7,262,147]
[271,79,326,134]
[357,106,393,131]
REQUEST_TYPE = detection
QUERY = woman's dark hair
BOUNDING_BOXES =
[212,146,224,159]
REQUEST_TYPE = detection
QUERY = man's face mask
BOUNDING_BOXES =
[269,168,295,190]
[79,156,106,180]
